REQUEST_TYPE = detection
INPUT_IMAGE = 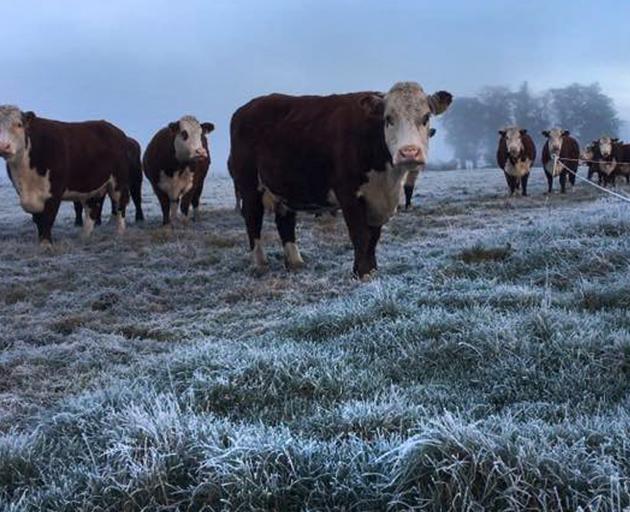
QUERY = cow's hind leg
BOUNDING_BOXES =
[276,209,304,270]
[242,190,267,270]
[73,201,83,226]
[130,173,144,222]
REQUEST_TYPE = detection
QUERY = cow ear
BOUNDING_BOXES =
[562,130,570,136]
[359,94,384,118]
[201,122,215,134]
[542,130,550,137]
[498,130,506,137]
[428,91,453,115]
[22,111,36,126]
[429,128,436,138]
[520,129,528,135]
[168,121,180,133]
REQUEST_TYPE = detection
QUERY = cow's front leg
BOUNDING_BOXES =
[545,172,553,193]
[337,191,375,279]
[521,174,529,196]
[275,209,303,270]
[32,197,61,246]
[559,171,567,194]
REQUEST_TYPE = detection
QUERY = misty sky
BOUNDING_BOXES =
[2,0,630,173]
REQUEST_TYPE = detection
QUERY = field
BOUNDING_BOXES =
[0,168,629,511]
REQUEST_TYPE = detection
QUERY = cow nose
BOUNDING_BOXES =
[195,148,208,158]
[0,143,12,156]
[398,145,422,162]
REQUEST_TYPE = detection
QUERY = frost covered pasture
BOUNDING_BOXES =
[0,169,629,511]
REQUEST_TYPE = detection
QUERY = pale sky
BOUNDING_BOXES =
[2,0,629,173]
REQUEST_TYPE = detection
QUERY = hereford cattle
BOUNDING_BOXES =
[541,129,580,193]
[595,136,624,187]
[143,116,214,225]
[402,127,436,209]
[496,127,536,196]
[0,105,130,244]
[228,82,453,278]
[73,136,145,226]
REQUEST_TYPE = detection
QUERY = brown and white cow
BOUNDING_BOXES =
[402,127,436,209]
[595,136,624,187]
[73,136,145,226]
[228,82,453,278]
[497,127,536,196]
[0,105,130,244]
[143,116,214,225]
[541,128,580,193]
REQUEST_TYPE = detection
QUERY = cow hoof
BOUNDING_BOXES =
[39,240,53,253]
[135,213,145,222]
[285,259,305,272]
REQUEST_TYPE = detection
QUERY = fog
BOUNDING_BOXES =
[1,0,629,174]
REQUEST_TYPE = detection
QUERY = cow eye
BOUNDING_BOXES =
[385,115,394,126]
[181,130,189,141]
[419,114,430,126]
[15,122,23,129]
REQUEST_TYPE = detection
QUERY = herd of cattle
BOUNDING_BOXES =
[0,81,627,277]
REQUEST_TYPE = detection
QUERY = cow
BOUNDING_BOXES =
[73,136,145,226]
[402,127,436,209]
[143,116,214,225]
[496,127,536,196]
[228,82,453,278]
[595,136,623,187]
[541,129,580,193]
[0,105,130,244]
[614,142,630,184]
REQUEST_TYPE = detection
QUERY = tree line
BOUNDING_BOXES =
[439,82,621,169]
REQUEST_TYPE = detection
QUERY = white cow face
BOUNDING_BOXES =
[542,128,569,156]
[0,106,34,162]
[500,127,527,159]
[598,136,614,158]
[169,115,214,163]
[380,82,452,168]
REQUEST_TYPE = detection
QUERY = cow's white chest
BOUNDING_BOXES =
[600,160,617,176]
[505,159,532,177]
[8,155,52,213]
[544,158,560,177]
[158,168,194,200]
[356,166,408,226]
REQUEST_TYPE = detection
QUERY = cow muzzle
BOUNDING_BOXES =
[192,148,208,160]
[395,145,424,166]
[0,143,13,158]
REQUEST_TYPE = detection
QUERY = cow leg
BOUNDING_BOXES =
[337,192,375,278]
[180,191,192,220]
[156,189,171,226]
[504,173,516,196]
[275,209,304,270]
[233,185,242,212]
[569,169,576,187]
[190,184,203,221]
[559,171,567,194]
[521,174,529,197]
[82,197,101,238]
[130,173,144,222]
[169,200,180,225]
[366,225,382,271]
[242,190,267,269]
[404,185,414,210]
[32,197,61,246]
[545,172,553,193]
[109,182,129,235]
[73,201,83,226]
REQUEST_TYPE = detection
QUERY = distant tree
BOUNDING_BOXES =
[478,86,513,165]
[441,97,485,168]
[549,83,621,144]
[512,82,550,151]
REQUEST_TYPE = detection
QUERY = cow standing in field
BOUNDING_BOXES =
[0,105,130,244]
[73,136,145,226]
[541,129,580,193]
[595,136,624,187]
[402,127,436,209]
[143,116,214,225]
[229,82,453,278]
[497,127,536,196]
